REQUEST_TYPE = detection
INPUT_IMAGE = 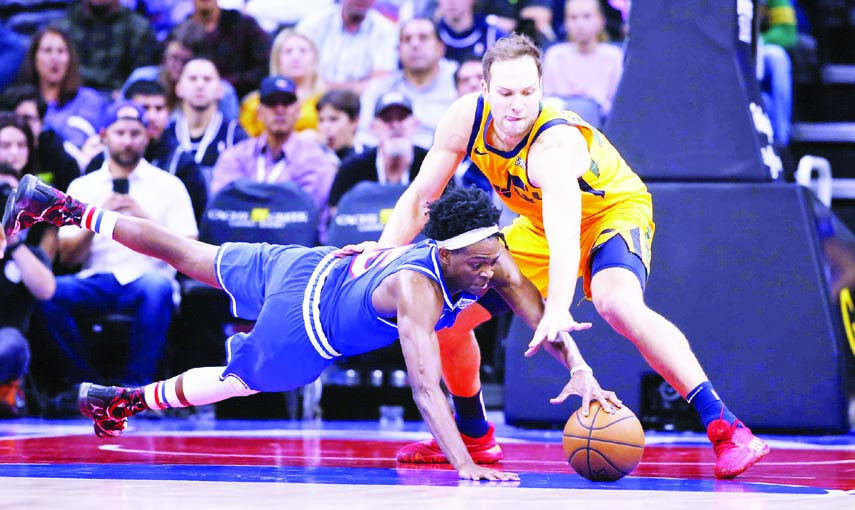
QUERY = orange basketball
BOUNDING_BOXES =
[562,401,645,481]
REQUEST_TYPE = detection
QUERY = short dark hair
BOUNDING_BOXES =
[454,58,482,88]
[423,187,503,247]
[0,84,47,119]
[316,89,361,121]
[125,79,166,100]
[0,112,37,176]
[482,32,542,85]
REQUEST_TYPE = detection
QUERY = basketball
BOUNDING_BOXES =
[562,401,645,481]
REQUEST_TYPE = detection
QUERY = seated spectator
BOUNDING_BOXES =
[217,0,335,34]
[39,100,197,386]
[121,21,240,120]
[163,58,247,187]
[51,0,159,95]
[0,112,61,258]
[239,31,325,138]
[0,164,56,418]
[328,92,426,217]
[758,0,795,146]
[174,0,271,99]
[0,84,80,192]
[476,0,556,44]
[16,27,108,162]
[450,59,492,194]
[210,77,336,216]
[296,0,399,94]
[317,89,363,163]
[542,0,623,128]
[358,17,458,149]
[85,80,208,223]
[437,0,506,64]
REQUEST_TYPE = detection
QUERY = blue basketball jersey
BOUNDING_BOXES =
[315,240,480,357]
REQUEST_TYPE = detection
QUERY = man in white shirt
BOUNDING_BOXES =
[296,0,399,94]
[39,100,198,386]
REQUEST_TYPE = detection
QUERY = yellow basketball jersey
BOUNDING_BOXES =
[466,96,652,231]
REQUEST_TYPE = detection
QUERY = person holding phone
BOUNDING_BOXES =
[36,100,197,387]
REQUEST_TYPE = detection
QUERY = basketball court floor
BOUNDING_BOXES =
[0,413,852,509]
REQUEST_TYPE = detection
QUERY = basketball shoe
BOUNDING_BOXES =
[706,418,770,478]
[3,174,86,236]
[78,382,148,438]
[396,423,503,464]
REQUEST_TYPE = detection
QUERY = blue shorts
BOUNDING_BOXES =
[590,234,648,292]
[215,242,337,392]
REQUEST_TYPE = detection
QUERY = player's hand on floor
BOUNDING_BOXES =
[526,309,591,357]
[549,371,622,414]
[457,463,519,481]
[332,240,379,258]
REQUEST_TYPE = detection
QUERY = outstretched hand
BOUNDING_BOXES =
[332,240,379,258]
[525,308,591,357]
[549,371,622,415]
[457,463,520,481]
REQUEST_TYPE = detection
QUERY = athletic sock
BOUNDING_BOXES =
[81,205,119,239]
[453,390,489,438]
[687,381,737,428]
[143,367,256,410]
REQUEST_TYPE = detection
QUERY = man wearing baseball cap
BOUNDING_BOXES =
[327,90,426,218]
[210,76,336,215]
[37,98,197,388]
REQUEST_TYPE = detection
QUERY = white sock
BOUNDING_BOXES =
[143,367,257,410]
[81,205,119,239]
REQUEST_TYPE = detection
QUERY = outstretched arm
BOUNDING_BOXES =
[377,95,477,248]
[490,248,620,414]
[395,270,518,481]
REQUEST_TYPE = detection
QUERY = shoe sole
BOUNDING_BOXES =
[2,174,36,236]
[77,382,94,418]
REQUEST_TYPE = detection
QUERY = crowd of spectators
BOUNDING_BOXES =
[0,0,804,418]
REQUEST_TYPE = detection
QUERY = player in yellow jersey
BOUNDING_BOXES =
[342,33,769,479]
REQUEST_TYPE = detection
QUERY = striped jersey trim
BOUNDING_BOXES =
[302,253,343,360]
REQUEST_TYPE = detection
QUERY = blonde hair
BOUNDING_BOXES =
[270,30,323,97]
[481,33,543,85]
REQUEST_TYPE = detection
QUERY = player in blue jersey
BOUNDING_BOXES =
[2,176,618,481]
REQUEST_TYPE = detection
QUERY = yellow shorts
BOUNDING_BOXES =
[502,200,655,300]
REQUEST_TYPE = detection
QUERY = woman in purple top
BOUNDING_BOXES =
[17,27,108,152]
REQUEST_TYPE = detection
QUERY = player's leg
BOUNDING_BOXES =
[3,174,219,287]
[588,234,769,479]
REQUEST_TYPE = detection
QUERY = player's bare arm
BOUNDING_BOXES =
[393,270,519,481]
[490,247,618,413]
[378,94,480,247]
[527,124,590,343]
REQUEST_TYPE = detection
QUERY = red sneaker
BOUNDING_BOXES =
[707,419,770,479]
[396,423,503,464]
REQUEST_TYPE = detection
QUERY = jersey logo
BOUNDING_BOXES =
[474,147,488,156]
[494,173,541,203]
[349,245,412,277]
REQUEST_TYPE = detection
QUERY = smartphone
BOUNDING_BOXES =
[112,178,129,194]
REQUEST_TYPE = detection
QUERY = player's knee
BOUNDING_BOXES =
[593,290,642,330]
[221,374,258,397]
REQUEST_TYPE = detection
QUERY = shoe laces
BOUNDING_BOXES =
[710,419,744,457]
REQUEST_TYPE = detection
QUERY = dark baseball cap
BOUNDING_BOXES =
[260,76,298,105]
[102,100,148,129]
[374,91,413,117]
